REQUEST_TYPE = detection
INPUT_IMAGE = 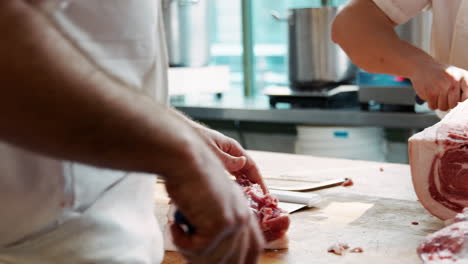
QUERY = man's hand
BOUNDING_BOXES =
[170,184,265,264]
[170,109,268,193]
[165,141,265,264]
[195,126,268,193]
[410,64,468,111]
[332,0,468,111]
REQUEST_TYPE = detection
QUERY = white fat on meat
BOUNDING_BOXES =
[409,100,468,220]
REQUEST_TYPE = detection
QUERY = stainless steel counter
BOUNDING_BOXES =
[171,91,439,129]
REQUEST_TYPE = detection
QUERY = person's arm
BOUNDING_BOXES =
[0,2,263,262]
[0,1,193,172]
[332,0,468,110]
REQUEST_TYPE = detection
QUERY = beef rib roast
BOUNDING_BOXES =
[409,100,468,220]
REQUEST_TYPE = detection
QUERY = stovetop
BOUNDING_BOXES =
[263,85,359,109]
[263,85,358,98]
[262,71,420,111]
[357,72,415,106]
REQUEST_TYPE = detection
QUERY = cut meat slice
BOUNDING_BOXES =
[164,177,290,251]
[409,100,468,220]
[418,222,466,263]
[417,209,468,263]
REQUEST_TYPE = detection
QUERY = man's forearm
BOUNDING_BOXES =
[170,107,207,131]
[0,1,204,178]
[332,0,436,78]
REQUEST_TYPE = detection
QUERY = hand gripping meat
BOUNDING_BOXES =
[164,177,290,251]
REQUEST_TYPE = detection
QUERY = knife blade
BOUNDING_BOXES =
[268,178,347,192]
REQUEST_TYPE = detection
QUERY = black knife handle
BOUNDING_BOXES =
[415,94,426,105]
[174,210,196,235]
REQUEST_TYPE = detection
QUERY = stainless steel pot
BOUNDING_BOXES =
[283,7,357,89]
[162,0,210,67]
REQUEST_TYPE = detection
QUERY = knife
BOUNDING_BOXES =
[415,94,425,105]
[415,94,449,118]
[270,190,321,207]
[267,178,347,192]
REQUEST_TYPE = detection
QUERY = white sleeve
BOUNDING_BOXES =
[373,0,430,25]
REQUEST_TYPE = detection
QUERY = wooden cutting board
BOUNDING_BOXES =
[156,151,444,264]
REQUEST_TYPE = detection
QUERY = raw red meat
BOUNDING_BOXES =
[342,178,354,187]
[164,177,290,251]
[409,100,468,220]
[236,177,290,249]
[417,209,468,263]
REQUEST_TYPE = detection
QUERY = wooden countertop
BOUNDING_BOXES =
[156,151,443,264]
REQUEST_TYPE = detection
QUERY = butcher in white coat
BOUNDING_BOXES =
[0,1,265,263]
[332,0,468,111]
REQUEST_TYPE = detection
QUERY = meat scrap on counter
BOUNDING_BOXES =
[327,242,364,255]
[327,243,349,256]
[350,247,364,253]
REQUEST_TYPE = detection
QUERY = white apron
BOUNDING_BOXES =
[449,0,468,71]
[435,0,468,117]
[0,0,168,263]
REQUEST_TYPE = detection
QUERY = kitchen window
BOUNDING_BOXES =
[209,0,348,95]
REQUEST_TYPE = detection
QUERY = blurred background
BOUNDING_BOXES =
[165,0,437,164]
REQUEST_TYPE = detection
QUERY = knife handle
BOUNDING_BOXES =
[415,94,425,105]
[174,210,196,235]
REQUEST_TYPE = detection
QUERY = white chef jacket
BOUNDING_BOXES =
[0,1,168,263]
[373,0,468,70]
